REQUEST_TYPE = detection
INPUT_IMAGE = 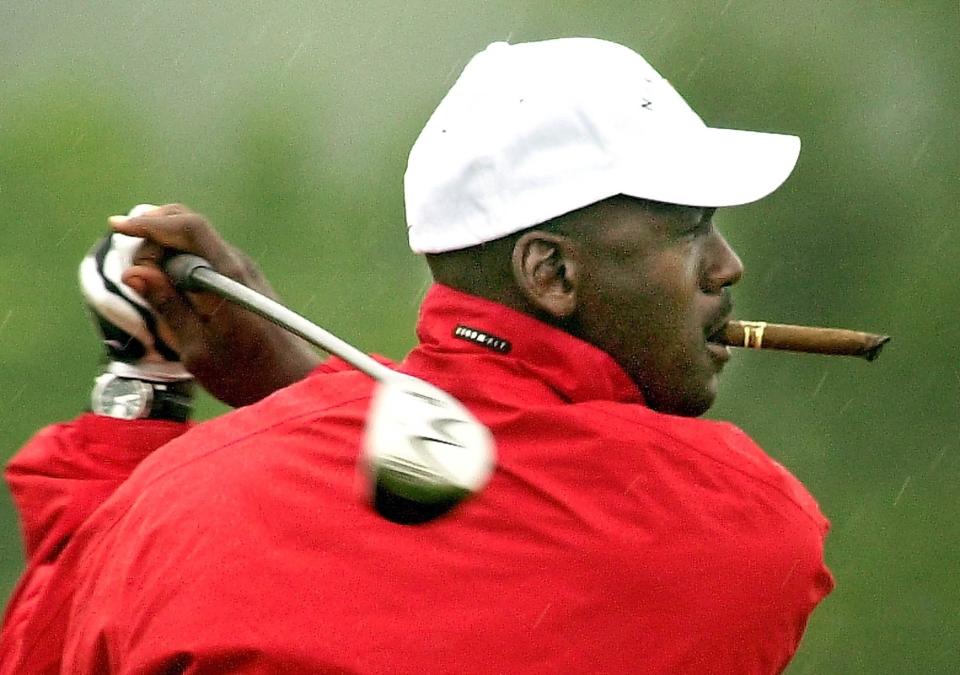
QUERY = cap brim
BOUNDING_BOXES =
[620,127,801,208]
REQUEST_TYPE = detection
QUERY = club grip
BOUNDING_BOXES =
[163,254,213,292]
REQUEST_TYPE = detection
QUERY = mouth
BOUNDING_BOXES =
[705,340,730,366]
[704,309,733,366]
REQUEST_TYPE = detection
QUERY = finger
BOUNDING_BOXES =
[109,205,220,260]
[125,258,237,333]
[131,239,165,269]
[131,203,190,217]
[122,265,206,357]
[110,211,245,281]
[128,239,218,314]
[124,203,188,223]
[127,204,162,218]
[109,212,217,256]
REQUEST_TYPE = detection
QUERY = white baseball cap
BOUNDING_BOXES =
[405,38,800,253]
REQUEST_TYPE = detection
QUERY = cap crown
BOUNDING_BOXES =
[405,38,799,253]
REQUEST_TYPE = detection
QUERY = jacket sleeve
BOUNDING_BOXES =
[0,413,189,669]
[4,358,363,564]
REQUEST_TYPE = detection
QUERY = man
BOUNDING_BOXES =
[1,38,833,673]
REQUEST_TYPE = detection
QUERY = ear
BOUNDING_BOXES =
[511,231,580,320]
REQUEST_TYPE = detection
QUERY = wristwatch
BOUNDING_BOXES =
[91,373,194,422]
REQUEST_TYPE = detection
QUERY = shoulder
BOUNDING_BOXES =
[60,369,378,625]
[567,400,830,532]
[166,367,373,457]
[84,369,374,536]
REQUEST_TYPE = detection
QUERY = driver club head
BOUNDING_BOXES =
[362,374,495,524]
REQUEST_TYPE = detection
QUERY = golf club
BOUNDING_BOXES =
[163,253,496,524]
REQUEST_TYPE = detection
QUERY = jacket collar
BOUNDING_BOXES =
[411,284,644,405]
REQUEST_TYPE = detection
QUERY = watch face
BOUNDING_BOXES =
[92,375,153,420]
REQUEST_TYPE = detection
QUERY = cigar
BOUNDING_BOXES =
[718,321,891,361]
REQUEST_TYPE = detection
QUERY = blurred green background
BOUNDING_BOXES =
[1,1,957,671]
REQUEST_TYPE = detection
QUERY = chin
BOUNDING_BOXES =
[671,398,714,418]
[631,355,721,417]
[643,376,718,417]
[644,390,715,418]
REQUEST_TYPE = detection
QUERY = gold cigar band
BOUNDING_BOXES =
[741,321,767,349]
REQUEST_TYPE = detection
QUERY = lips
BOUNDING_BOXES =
[705,320,728,344]
[704,310,732,345]
[704,301,733,366]
[706,340,730,365]
[705,325,731,366]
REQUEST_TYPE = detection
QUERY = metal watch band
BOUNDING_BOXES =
[91,374,194,422]
[148,381,194,422]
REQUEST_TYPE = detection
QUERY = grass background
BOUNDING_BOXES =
[1,2,958,671]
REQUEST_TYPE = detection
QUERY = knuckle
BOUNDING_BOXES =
[180,218,198,239]
[218,252,246,281]
[226,246,264,285]
[180,214,213,243]
[240,255,259,279]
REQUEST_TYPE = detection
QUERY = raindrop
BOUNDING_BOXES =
[284,40,309,72]
[0,309,12,337]
[837,397,856,415]
[909,136,931,168]
[6,385,27,409]
[684,55,707,85]
[892,476,911,506]
[811,370,828,398]
[927,446,947,471]
[532,602,552,628]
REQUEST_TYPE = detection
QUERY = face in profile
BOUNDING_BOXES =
[571,196,743,416]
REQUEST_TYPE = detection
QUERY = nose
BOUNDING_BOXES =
[702,230,744,294]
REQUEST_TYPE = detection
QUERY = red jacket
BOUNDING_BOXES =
[2,284,833,674]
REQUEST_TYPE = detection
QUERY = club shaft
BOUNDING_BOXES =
[719,320,890,361]
[164,254,396,382]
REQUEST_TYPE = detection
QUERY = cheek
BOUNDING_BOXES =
[636,252,702,332]
[574,244,707,373]
[589,256,699,362]
[630,255,716,396]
